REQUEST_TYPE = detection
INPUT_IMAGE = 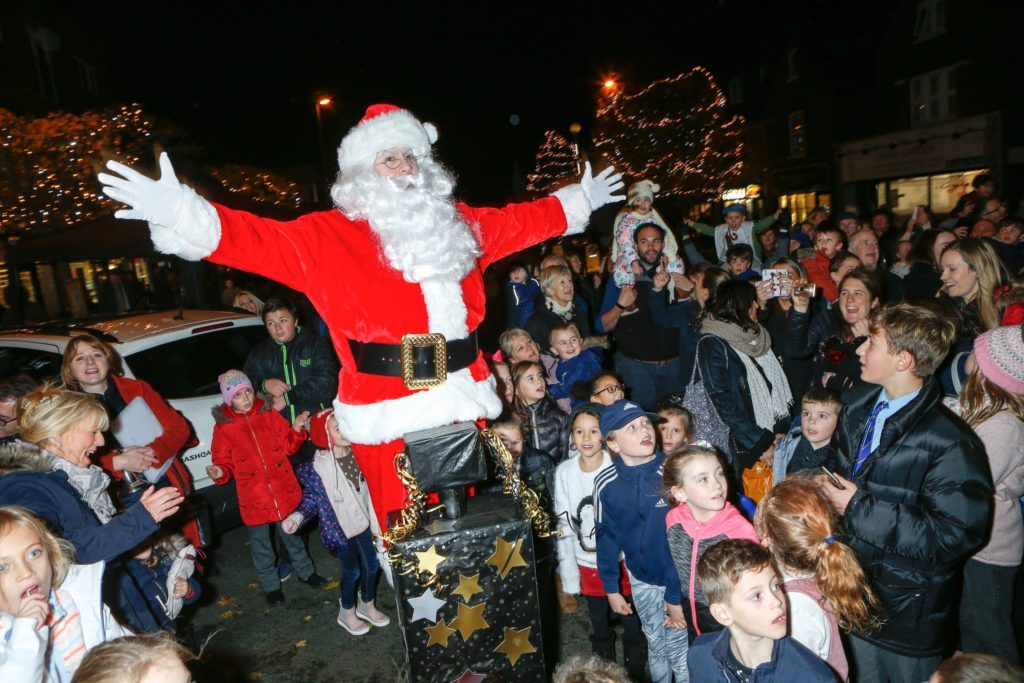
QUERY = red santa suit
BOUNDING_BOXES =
[145,106,594,530]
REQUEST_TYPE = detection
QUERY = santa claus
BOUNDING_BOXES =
[98,104,623,529]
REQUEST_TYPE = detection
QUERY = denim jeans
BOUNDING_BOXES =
[614,353,683,410]
[629,573,689,683]
[248,522,316,592]
[961,559,1020,664]
[848,635,941,683]
[338,529,380,609]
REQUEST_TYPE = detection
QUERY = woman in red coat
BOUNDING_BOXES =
[62,333,202,548]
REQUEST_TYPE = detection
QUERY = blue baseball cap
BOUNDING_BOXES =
[790,231,812,248]
[724,203,747,215]
[599,399,661,435]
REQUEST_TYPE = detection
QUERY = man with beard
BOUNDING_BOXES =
[98,104,623,528]
[597,223,686,409]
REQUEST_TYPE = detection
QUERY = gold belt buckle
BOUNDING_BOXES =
[400,333,447,390]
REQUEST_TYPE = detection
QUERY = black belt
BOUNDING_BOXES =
[349,333,478,390]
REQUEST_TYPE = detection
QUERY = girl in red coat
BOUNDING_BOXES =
[206,370,325,604]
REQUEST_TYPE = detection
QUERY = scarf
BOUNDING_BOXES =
[545,297,575,322]
[701,319,793,430]
[42,451,116,524]
[46,586,87,681]
[312,450,370,539]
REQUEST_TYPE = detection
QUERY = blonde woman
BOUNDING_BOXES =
[0,385,182,564]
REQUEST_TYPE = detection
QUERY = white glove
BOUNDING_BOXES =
[98,152,185,228]
[580,162,625,211]
[281,512,303,535]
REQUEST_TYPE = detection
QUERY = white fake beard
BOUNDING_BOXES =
[330,159,480,283]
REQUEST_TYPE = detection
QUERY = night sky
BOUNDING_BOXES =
[55,0,890,203]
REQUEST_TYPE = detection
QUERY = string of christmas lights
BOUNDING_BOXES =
[526,130,581,195]
[0,104,308,236]
[593,67,746,198]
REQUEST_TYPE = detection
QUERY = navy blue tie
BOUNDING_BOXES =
[853,401,889,476]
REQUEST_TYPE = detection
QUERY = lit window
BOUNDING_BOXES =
[914,0,946,42]
[788,110,807,158]
[909,65,956,125]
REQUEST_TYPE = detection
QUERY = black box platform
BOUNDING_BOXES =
[393,493,545,682]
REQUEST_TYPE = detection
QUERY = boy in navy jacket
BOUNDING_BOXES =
[594,399,686,683]
[689,539,836,682]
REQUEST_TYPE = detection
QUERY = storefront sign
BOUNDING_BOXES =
[839,115,993,182]
[721,184,762,201]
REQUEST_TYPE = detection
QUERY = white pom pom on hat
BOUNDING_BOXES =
[627,179,660,206]
[337,103,438,173]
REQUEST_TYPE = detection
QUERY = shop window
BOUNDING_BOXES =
[914,0,946,42]
[873,168,987,215]
[779,192,822,224]
[910,66,956,125]
[788,111,807,158]
[929,170,987,214]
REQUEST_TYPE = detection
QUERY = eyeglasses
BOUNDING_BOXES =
[0,415,17,427]
[375,153,423,170]
[593,384,625,396]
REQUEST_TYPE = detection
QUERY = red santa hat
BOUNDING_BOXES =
[337,104,439,173]
[309,407,335,450]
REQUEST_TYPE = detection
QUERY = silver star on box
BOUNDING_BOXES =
[407,587,447,623]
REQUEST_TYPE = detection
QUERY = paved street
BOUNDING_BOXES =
[185,520,599,682]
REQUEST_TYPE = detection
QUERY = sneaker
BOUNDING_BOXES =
[299,572,327,588]
[265,589,285,605]
[337,600,370,635]
[356,599,391,627]
[278,562,294,583]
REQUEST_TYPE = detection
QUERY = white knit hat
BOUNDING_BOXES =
[337,104,438,174]
[627,180,660,206]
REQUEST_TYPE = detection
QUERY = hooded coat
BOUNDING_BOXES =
[0,442,157,564]
[210,397,307,526]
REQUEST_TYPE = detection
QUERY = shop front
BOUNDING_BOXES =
[837,113,1001,217]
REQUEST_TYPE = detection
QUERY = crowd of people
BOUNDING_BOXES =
[0,143,1022,683]
[494,174,1024,682]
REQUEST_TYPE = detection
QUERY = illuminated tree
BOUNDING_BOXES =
[0,104,307,236]
[526,130,580,196]
[592,67,745,198]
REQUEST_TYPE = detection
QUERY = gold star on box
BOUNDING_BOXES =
[414,545,447,576]
[452,574,483,603]
[494,626,536,667]
[450,602,489,641]
[487,537,527,579]
[424,618,456,648]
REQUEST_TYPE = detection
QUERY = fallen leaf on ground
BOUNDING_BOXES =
[295,640,307,648]
[247,582,260,590]
[247,673,262,680]
[322,580,340,591]
[303,615,313,622]
[216,596,235,606]
[219,609,242,620]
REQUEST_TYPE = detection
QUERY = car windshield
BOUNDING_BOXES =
[126,325,268,400]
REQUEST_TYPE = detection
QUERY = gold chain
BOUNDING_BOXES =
[378,451,443,589]
[481,428,557,538]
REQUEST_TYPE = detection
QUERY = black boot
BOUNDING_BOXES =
[590,632,617,663]
[622,635,648,682]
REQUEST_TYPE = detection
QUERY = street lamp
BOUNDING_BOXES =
[314,95,333,178]
[569,122,582,174]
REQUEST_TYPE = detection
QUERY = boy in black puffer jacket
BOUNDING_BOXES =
[818,303,992,681]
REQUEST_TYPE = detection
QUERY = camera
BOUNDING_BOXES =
[793,282,817,298]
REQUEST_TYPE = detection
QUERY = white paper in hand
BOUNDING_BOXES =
[111,397,170,484]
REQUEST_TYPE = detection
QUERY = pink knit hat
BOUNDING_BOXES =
[974,325,1024,395]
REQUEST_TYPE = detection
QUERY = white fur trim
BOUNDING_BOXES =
[332,369,502,445]
[420,279,469,339]
[552,184,591,236]
[338,109,436,173]
[149,187,221,261]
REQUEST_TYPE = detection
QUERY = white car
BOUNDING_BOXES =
[0,310,270,528]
